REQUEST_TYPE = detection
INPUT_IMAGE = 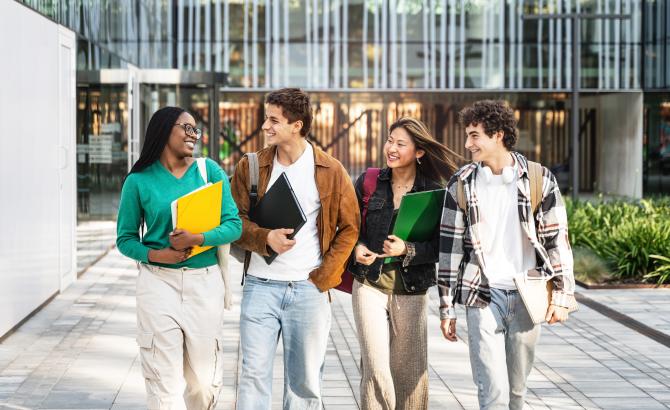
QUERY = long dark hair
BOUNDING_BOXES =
[129,106,186,175]
[388,117,459,184]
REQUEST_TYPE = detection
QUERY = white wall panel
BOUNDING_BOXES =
[0,1,76,337]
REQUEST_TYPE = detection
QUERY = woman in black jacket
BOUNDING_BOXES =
[349,117,458,410]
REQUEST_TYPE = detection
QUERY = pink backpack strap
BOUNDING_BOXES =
[360,168,381,232]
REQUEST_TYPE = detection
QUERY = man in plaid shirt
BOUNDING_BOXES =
[438,100,575,410]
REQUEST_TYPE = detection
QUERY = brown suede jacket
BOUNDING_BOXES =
[230,142,360,292]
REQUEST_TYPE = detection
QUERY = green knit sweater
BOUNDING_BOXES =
[116,158,242,268]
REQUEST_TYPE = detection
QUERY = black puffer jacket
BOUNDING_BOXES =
[347,167,442,293]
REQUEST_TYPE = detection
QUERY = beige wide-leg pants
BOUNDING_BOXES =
[136,263,225,410]
[352,280,429,410]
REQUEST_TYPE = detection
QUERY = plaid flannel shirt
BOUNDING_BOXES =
[437,152,575,320]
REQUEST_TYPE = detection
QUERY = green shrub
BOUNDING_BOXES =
[573,247,612,285]
[566,197,670,284]
[644,255,670,285]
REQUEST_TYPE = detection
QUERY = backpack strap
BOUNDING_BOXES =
[246,153,259,208]
[527,160,543,214]
[196,157,208,184]
[360,168,381,232]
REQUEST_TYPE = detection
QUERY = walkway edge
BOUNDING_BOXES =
[575,292,670,348]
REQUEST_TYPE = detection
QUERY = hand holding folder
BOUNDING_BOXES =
[248,173,306,264]
[170,181,223,259]
[383,189,446,263]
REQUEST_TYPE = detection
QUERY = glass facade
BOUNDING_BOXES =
[15,0,669,217]
[644,93,670,194]
[19,0,655,91]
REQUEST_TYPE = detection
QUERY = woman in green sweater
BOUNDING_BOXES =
[117,106,241,410]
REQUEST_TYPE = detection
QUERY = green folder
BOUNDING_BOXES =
[384,188,446,263]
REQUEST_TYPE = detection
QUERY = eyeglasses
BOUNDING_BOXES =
[175,123,203,139]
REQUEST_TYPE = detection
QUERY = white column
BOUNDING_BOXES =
[363,0,369,88]
[430,0,437,88]
[373,0,380,88]
[604,0,611,88]
[344,0,349,87]
[178,0,184,69]
[188,0,195,69]
[556,0,562,89]
[215,0,222,72]
[390,0,398,88]
[517,0,524,89]
[632,0,640,88]
[440,0,446,89]
[194,0,201,70]
[423,0,429,88]
[498,0,504,88]
[481,2,488,87]
[548,0,555,89]
[312,0,320,87]
[334,0,341,88]
[614,0,621,89]
[537,0,544,88]
[323,0,330,88]
[243,0,249,85]
[224,0,230,74]
[167,0,173,67]
[381,0,388,88]
[305,0,312,87]
[284,0,289,86]
[401,0,407,88]
[252,0,258,87]
[265,0,271,87]
[448,0,455,88]
[566,0,571,88]
[509,0,516,89]
[205,0,211,71]
[273,0,280,87]
[459,0,464,88]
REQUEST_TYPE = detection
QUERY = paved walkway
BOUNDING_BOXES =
[1,248,670,409]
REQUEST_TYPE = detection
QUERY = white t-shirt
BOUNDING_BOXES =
[247,143,322,281]
[475,161,536,290]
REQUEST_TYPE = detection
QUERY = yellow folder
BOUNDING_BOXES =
[170,181,222,258]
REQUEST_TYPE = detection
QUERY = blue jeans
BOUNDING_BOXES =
[237,275,331,410]
[465,288,541,410]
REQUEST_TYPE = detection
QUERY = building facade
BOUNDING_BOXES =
[2,0,668,336]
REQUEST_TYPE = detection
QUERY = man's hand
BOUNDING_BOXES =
[148,247,191,264]
[169,229,203,251]
[545,305,569,324]
[354,244,378,265]
[267,228,296,254]
[379,235,407,257]
[440,319,458,341]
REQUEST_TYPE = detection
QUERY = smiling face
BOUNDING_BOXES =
[261,103,303,147]
[165,112,198,158]
[383,126,425,170]
[464,123,507,164]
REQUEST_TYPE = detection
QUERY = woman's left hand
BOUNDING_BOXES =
[169,229,204,251]
[380,235,407,257]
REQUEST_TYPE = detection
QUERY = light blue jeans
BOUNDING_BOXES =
[466,288,541,410]
[237,275,331,410]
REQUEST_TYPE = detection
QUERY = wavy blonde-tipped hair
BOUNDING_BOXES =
[388,117,459,184]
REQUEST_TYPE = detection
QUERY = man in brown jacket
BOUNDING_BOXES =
[231,88,359,410]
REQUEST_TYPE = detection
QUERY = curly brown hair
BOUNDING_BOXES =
[265,88,312,137]
[458,100,517,150]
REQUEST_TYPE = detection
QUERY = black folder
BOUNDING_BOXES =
[249,172,307,264]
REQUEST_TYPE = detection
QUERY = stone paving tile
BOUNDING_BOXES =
[2,248,670,409]
[579,288,670,338]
